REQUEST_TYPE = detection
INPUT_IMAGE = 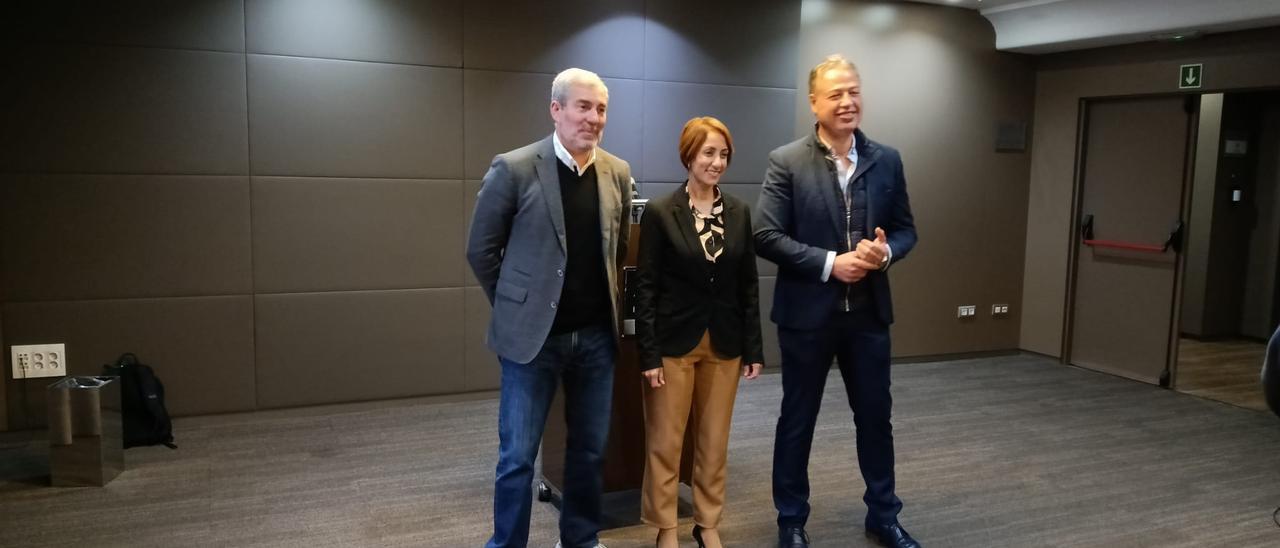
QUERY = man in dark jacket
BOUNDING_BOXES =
[755,54,920,548]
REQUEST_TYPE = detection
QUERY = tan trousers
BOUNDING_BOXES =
[641,331,742,530]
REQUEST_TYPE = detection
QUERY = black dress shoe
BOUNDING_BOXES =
[865,522,921,548]
[778,526,809,548]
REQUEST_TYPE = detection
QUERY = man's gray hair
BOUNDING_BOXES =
[808,54,859,95]
[551,68,608,105]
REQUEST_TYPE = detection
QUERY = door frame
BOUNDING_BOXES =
[1060,93,1201,387]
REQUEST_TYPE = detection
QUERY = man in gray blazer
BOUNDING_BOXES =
[466,67,632,548]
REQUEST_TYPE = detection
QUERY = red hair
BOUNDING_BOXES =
[678,116,734,170]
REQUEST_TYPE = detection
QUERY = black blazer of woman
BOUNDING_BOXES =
[635,184,765,371]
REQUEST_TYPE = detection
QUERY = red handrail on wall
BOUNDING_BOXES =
[1081,239,1167,253]
[1079,214,1183,254]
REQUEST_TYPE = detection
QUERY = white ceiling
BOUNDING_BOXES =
[905,0,1280,53]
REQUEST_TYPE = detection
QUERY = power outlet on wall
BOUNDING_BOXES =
[11,343,67,379]
[956,305,976,318]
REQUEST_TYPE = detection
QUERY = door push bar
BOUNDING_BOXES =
[1081,214,1183,253]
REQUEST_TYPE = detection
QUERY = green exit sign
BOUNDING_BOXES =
[1179,64,1203,89]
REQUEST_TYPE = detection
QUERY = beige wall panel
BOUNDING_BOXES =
[9,0,246,52]
[464,180,482,287]
[644,0,800,88]
[464,286,499,391]
[2,296,256,420]
[255,289,464,408]
[248,55,463,179]
[464,71,555,180]
[252,177,464,293]
[598,77,647,182]
[247,0,461,66]
[463,0,645,79]
[1,175,252,301]
[1,45,248,174]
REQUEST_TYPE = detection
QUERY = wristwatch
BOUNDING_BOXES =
[879,252,890,270]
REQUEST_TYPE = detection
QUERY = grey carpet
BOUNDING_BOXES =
[2,354,1279,547]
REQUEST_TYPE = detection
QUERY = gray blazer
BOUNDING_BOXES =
[466,135,633,364]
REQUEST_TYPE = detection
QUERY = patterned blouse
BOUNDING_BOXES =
[687,184,726,263]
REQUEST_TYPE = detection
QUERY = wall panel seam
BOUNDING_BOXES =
[247,175,462,182]
[19,40,245,56]
[0,172,252,178]
[460,0,470,391]
[254,288,465,298]
[243,0,260,412]
[460,66,796,92]
[0,294,256,306]
[247,51,462,70]
[0,170,251,177]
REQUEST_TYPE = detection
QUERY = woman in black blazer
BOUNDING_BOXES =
[635,117,764,548]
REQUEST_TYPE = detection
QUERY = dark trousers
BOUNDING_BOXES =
[772,307,903,529]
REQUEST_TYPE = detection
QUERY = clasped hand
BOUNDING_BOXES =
[832,227,888,284]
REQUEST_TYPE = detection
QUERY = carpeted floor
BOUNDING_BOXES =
[2,354,1279,547]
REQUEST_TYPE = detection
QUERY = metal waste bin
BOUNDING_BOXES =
[47,376,124,486]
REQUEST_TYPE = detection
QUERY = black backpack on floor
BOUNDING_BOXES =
[103,353,176,449]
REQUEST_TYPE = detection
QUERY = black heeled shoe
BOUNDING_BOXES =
[692,525,706,548]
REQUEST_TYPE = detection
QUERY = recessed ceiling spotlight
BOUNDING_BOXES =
[1152,30,1202,42]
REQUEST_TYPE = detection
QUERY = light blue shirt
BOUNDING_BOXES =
[833,138,859,194]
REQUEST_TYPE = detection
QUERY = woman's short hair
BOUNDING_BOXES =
[678,116,734,170]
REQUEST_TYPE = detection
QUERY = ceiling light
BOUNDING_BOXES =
[1152,30,1202,42]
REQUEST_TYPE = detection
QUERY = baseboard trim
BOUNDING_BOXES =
[892,348,1024,365]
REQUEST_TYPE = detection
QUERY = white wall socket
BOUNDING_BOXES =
[11,343,67,379]
[957,305,976,318]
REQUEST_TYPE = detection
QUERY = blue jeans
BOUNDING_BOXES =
[487,324,616,548]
